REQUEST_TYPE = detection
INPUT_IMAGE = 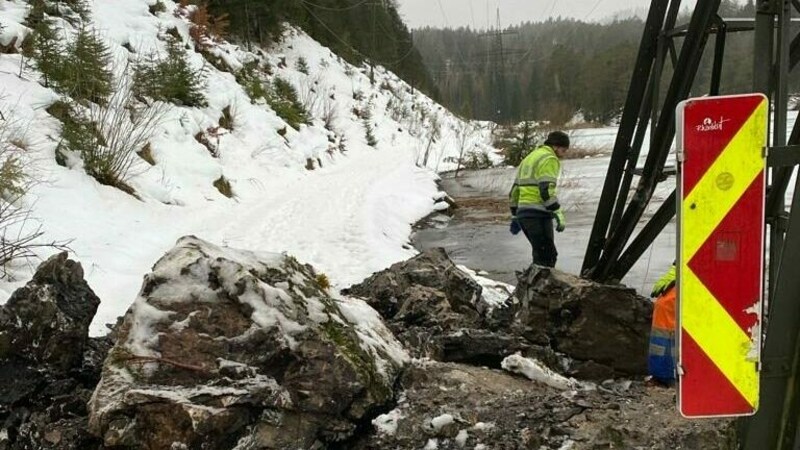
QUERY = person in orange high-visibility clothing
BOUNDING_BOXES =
[648,264,676,386]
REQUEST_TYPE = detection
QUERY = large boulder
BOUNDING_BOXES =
[344,248,532,366]
[0,252,107,449]
[513,266,653,378]
[88,236,407,449]
[0,252,100,373]
[344,248,485,327]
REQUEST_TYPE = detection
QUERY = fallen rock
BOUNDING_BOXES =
[513,266,653,378]
[0,251,100,373]
[345,248,530,366]
[345,248,484,326]
[351,360,735,450]
[0,252,105,449]
[88,236,407,449]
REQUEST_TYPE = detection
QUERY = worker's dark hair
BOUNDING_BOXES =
[545,131,570,149]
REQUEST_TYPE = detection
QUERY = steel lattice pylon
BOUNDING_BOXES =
[579,0,800,448]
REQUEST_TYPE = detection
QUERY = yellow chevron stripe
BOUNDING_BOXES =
[682,268,759,407]
[682,100,768,259]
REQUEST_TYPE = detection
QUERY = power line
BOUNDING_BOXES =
[584,0,605,20]
[547,0,559,17]
[300,1,416,67]
[436,0,451,28]
[469,0,477,29]
[511,0,601,67]
[300,0,370,12]
[300,2,366,58]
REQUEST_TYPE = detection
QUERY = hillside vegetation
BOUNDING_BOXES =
[204,0,437,96]
[0,0,496,333]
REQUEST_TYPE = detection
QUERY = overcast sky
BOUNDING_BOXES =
[397,0,690,29]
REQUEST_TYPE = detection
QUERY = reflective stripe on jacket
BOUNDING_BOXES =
[648,286,677,384]
[509,145,561,215]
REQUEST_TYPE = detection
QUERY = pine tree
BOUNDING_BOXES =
[362,102,377,147]
[133,35,207,107]
[26,0,62,88]
[62,26,113,103]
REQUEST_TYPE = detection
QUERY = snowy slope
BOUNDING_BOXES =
[0,0,497,335]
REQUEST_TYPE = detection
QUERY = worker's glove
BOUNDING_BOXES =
[510,218,522,235]
[554,210,566,232]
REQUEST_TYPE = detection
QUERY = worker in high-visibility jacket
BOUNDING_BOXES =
[648,263,677,386]
[508,131,570,267]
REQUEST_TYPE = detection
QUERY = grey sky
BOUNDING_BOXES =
[397,0,688,29]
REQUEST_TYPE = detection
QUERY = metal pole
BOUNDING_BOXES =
[768,0,791,302]
[611,190,677,282]
[592,0,721,282]
[581,0,671,276]
[709,15,727,96]
[608,1,683,235]
[774,0,790,150]
[740,175,800,450]
[767,114,800,215]
[609,70,658,233]
[752,0,775,96]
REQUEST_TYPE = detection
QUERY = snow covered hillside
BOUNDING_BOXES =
[0,0,497,335]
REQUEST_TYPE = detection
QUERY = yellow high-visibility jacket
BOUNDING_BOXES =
[509,145,561,217]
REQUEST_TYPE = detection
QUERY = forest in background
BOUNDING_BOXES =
[413,0,799,125]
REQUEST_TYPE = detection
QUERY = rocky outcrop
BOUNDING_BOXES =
[513,266,653,378]
[88,236,408,449]
[344,248,535,366]
[352,360,736,450]
[0,252,107,449]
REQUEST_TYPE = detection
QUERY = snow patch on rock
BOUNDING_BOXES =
[372,408,403,436]
[430,413,455,431]
[501,353,579,390]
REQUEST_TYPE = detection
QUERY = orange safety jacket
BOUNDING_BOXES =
[648,286,677,384]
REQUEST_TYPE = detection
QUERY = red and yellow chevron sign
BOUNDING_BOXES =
[676,94,767,418]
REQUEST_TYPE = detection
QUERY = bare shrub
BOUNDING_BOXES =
[321,94,337,131]
[57,76,169,194]
[418,116,441,167]
[454,121,477,177]
[462,150,492,171]
[298,76,323,120]
[296,57,310,75]
[0,103,70,276]
[561,141,610,159]
[218,104,239,130]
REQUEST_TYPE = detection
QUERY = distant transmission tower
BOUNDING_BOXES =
[480,9,517,123]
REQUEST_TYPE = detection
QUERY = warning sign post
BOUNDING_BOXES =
[676,94,767,418]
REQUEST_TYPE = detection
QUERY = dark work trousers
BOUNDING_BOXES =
[518,216,558,267]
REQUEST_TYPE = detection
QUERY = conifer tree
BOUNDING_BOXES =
[26,0,62,89]
[63,26,113,103]
[133,35,207,107]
